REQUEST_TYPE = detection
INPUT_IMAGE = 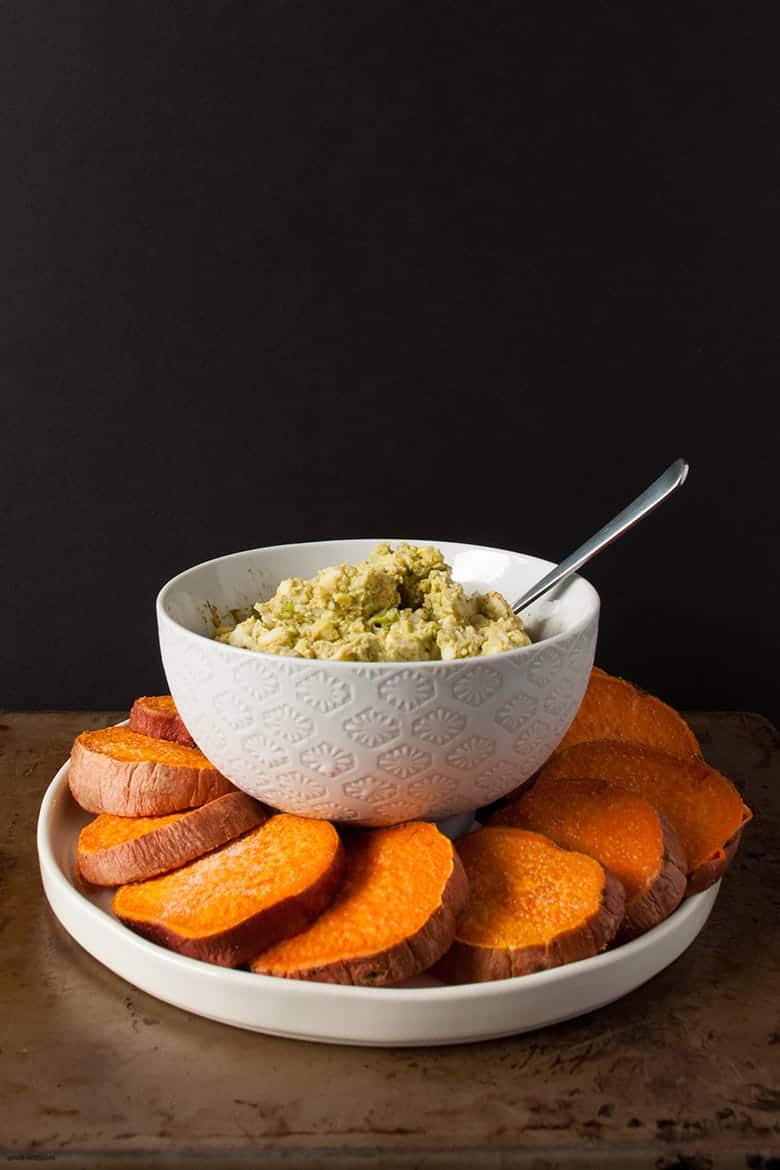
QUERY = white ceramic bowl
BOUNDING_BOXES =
[157,539,600,825]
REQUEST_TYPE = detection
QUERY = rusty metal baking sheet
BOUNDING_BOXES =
[0,710,778,1168]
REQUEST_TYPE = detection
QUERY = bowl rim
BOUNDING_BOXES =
[156,537,600,671]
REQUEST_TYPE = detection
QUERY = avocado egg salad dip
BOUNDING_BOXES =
[215,543,532,662]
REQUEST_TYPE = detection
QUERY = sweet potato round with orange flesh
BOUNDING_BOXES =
[556,668,700,758]
[434,827,624,983]
[129,695,195,747]
[77,793,266,886]
[489,779,687,939]
[251,822,468,986]
[537,741,752,894]
[113,815,344,968]
[69,726,234,816]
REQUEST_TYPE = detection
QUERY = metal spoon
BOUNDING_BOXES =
[511,457,689,614]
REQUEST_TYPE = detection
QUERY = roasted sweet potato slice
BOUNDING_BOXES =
[129,695,195,747]
[434,827,624,983]
[113,815,344,968]
[251,822,468,986]
[69,726,234,816]
[489,779,687,939]
[538,740,752,893]
[77,792,266,886]
[556,668,700,757]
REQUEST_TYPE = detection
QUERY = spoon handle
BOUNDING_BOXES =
[511,458,689,614]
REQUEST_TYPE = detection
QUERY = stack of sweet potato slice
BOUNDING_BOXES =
[67,673,751,987]
[442,667,752,983]
[515,666,751,897]
[69,707,287,910]
[488,779,687,941]
[69,699,468,982]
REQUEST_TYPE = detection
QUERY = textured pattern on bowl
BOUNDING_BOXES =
[158,540,599,825]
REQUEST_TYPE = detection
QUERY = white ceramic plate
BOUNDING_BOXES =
[38,755,719,1047]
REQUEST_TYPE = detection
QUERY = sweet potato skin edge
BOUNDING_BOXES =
[77,794,265,887]
[618,813,687,940]
[685,825,747,896]
[129,699,196,748]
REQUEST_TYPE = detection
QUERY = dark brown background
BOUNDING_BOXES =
[2,3,777,717]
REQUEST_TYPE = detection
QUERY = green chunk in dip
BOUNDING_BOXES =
[215,543,532,662]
